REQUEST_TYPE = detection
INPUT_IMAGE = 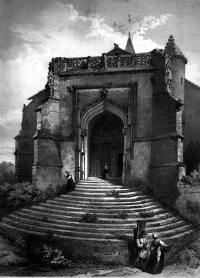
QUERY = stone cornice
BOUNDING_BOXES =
[134,132,185,142]
[58,66,156,77]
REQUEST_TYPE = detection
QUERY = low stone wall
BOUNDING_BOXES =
[175,181,200,224]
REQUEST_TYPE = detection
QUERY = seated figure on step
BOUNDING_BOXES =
[65,170,76,193]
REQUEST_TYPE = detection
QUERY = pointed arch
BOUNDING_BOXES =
[81,100,128,130]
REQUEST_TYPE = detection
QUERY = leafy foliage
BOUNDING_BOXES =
[139,210,154,218]
[0,226,26,249]
[184,141,200,175]
[81,213,98,223]
[117,211,128,219]
[0,182,63,216]
[42,244,73,269]
[106,190,120,198]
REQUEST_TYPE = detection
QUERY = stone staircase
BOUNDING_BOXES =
[0,177,195,264]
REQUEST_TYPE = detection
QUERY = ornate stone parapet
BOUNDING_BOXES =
[49,52,152,74]
[105,53,151,68]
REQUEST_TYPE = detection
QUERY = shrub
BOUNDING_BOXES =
[139,210,154,218]
[82,213,98,223]
[106,190,120,198]
[184,141,200,175]
[118,211,128,219]
[0,226,26,249]
[0,182,63,217]
[42,244,72,269]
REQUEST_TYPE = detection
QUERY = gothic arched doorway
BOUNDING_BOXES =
[88,111,124,177]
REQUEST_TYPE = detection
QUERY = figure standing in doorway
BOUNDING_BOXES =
[102,163,108,179]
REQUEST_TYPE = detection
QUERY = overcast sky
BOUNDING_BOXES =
[1,0,200,163]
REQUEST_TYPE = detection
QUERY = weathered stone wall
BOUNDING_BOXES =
[15,90,46,182]
[130,141,151,182]
[61,141,75,183]
[149,51,185,206]
[33,97,62,189]
[175,181,200,224]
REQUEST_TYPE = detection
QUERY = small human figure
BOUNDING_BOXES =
[65,171,75,193]
[102,163,108,179]
[146,233,171,274]
[136,230,150,271]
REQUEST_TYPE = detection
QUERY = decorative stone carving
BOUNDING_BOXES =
[81,129,87,137]
[165,54,173,93]
[100,88,108,99]
[45,59,60,98]
[22,105,28,130]
[122,127,127,135]
[80,93,128,118]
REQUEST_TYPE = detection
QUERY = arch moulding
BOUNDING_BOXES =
[81,100,128,130]
[79,100,128,181]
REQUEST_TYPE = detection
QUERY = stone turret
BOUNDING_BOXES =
[165,34,187,101]
[125,31,135,54]
[165,34,187,63]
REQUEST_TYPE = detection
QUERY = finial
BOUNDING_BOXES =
[128,14,132,31]
[168,34,174,43]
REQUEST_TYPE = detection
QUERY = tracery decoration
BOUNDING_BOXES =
[80,89,128,118]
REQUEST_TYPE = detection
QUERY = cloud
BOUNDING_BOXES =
[132,14,172,36]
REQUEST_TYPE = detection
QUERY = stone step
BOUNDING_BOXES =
[13,207,174,224]
[1,217,193,240]
[57,194,154,202]
[40,202,162,213]
[9,212,182,228]
[0,221,195,245]
[74,187,132,193]
[13,210,177,225]
[45,199,161,209]
[69,191,147,198]
[0,177,195,264]
[24,205,168,219]
[6,214,188,235]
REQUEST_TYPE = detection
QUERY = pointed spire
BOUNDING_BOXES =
[165,34,187,63]
[125,31,135,54]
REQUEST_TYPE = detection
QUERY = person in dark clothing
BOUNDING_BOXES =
[102,163,108,179]
[65,171,75,193]
[146,233,172,274]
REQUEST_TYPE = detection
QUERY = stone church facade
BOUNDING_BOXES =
[15,34,199,205]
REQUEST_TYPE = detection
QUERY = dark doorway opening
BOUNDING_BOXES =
[89,111,124,177]
[118,153,123,177]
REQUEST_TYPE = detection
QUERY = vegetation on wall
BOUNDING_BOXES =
[184,141,200,175]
